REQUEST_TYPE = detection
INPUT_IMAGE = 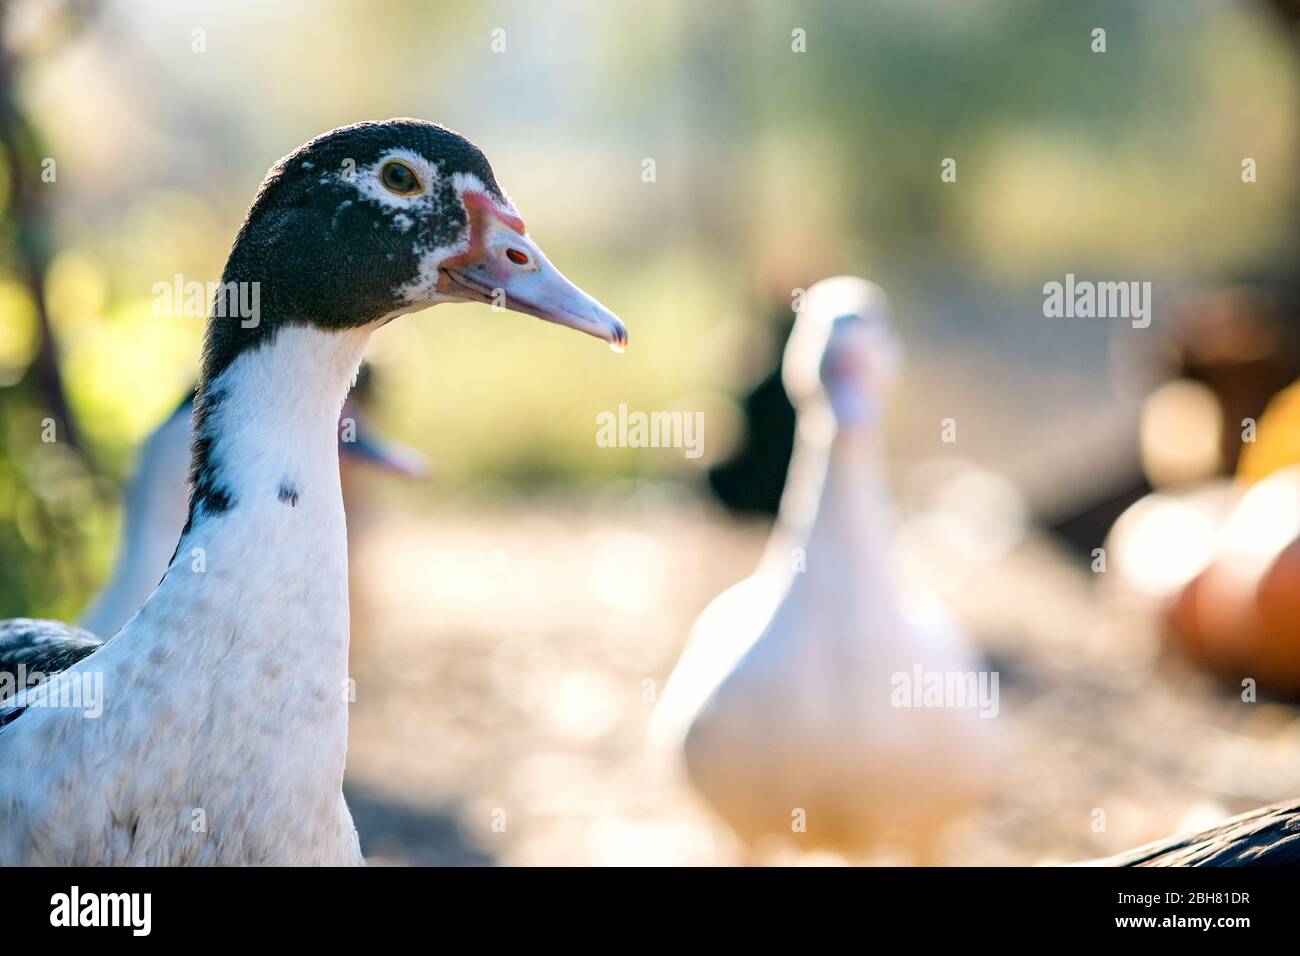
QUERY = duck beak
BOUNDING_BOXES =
[338,409,429,477]
[437,192,628,351]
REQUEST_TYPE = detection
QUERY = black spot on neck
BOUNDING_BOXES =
[278,482,300,507]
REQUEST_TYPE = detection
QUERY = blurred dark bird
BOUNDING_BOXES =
[79,369,427,640]
[706,309,796,515]
[0,119,624,866]
[1046,284,1298,561]
[1096,799,1300,866]
[651,277,1001,863]
[1264,0,1300,27]
[1144,287,1297,482]
[1105,294,1300,695]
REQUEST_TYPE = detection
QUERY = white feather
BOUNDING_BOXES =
[0,325,373,865]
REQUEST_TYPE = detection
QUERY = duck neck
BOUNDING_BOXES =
[116,320,373,816]
[183,320,371,535]
[816,423,895,547]
[767,409,897,582]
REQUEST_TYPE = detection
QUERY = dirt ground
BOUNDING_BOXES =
[341,489,1300,866]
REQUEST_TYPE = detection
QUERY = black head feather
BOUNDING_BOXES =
[203,119,506,382]
[186,119,505,528]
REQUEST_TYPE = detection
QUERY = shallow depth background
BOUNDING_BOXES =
[2,0,1299,864]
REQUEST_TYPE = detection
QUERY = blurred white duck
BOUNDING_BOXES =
[80,373,426,640]
[652,277,1001,863]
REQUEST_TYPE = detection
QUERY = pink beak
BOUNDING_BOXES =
[436,191,627,350]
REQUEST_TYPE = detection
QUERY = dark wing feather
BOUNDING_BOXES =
[0,618,103,724]
[1105,800,1300,866]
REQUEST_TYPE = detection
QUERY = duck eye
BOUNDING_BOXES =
[380,161,420,195]
[506,248,530,266]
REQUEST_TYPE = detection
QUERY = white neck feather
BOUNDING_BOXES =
[763,410,896,586]
[70,324,372,864]
[159,320,373,730]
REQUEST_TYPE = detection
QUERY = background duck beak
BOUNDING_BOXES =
[338,409,430,477]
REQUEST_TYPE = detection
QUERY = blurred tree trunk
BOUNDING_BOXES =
[0,0,90,453]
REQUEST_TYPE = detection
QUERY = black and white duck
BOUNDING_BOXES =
[1096,799,1300,866]
[0,119,625,865]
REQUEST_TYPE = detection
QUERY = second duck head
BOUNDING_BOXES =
[784,276,900,435]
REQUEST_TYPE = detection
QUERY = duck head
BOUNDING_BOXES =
[206,119,625,380]
[783,276,899,430]
[184,120,624,531]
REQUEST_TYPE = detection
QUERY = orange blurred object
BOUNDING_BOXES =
[1162,468,1300,696]
[1254,538,1300,680]
[1238,379,1300,485]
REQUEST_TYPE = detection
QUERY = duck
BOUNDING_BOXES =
[1096,799,1300,866]
[79,371,425,641]
[651,276,1000,863]
[0,119,625,866]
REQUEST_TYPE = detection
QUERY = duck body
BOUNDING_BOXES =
[0,619,102,694]
[0,119,624,865]
[655,278,999,860]
[1099,799,1300,866]
[0,326,366,865]
[680,576,992,853]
